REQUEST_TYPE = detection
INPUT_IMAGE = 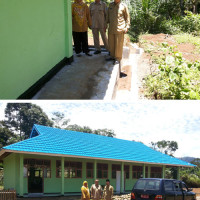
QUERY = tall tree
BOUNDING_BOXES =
[67,124,93,133]
[0,121,16,148]
[93,128,116,137]
[150,140,178,156]
[51,112,70,129]
[4,103,53,140]
[67,124,116,137]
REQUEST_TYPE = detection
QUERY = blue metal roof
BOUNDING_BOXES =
[3,124,194,167]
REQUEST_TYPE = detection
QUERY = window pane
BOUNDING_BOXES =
[77,170,82,178]
[103,170,108,178]
[125,171,129,179]
[87,170,92,178]
[97,170,102,178]
[164,181,174,191]
[112,171,116,179]
[56,160,61,168]
[87,163,93,169]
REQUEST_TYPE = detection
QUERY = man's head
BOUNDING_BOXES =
[106,179,110,186]
[95,0,101,3]
[114,0,121,4]
[95,179,99,186]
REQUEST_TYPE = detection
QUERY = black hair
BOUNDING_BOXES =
[106,179,110,182]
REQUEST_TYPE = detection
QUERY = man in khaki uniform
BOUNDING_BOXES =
[106,0,130,64]
[103,179,113,200]
[90,179,102,200]
[89,0,109,54]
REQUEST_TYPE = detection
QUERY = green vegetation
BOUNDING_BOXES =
[143,43,200,99]
[150,140,178,156]
[180,158,200,187]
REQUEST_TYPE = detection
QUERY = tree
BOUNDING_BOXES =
[67,124,116,137]
[180,158,200,187]
[93,128,116,137]
[0,121,16,148]
[4,103,53,140]
[51,112,70,129]
[67,124,94,133]
[150,140,178,156]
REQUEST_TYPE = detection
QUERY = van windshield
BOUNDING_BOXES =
[134,179,161,190]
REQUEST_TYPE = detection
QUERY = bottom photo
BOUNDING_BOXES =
[0,101,199,200]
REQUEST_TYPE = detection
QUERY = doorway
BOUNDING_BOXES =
[116,171,121,194]
[28,166,43,193]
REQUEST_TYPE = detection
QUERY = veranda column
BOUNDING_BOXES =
[94,160,97,180]
[19,154,24,197]
[61,157,65,195]
[64,0,73,58]
[143,164,146,178]
[162,165,166,178]
[121,162,124,193]
[148,166,151,178]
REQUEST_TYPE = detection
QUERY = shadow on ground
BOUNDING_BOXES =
[33,51,114,100]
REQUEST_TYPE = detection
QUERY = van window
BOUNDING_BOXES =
[174,182,182,191]
[134,179,161,190]
[164,180,174,191]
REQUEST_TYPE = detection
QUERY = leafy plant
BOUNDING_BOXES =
[144,43,200,99]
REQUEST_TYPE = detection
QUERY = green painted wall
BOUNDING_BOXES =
[3,153,168,196]
[4,154,17,190]
[0,0,73,99]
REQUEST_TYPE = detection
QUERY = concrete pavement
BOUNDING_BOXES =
[33,44,142,100]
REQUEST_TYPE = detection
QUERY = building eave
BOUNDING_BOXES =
[0,149,194,168]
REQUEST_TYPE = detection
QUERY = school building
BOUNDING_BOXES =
[0,125,193,197]
[0,0,73,99]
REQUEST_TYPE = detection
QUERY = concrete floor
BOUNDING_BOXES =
[32,44,143,100]
[33,51,115,100]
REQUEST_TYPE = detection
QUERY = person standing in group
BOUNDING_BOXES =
[81,181,90,200]
[72,0,92,57]
[90,179,102,200]
[89,0,109,54]
[106,0,130,64]
[103,179,114,200]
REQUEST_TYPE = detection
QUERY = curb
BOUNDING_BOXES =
[104,64,120,100]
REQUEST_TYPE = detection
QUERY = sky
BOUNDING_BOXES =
[0,101,200,158]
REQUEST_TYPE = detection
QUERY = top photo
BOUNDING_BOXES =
[1,0,200,100]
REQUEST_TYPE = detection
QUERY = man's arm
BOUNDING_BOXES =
[86,4,92,28]
[90,185,93,198]
[124,4,130,33]
[104,3,108,30]
[111,186,114,197]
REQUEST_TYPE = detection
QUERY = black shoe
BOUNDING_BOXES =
[120,72,127,78]
[113,60,120,65]
[85,53,92,56]
[105,57,115,61]
[94,50,101,54]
